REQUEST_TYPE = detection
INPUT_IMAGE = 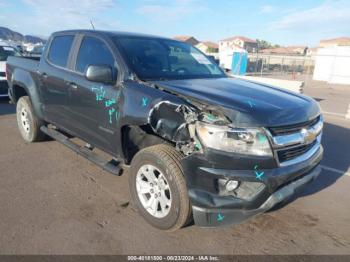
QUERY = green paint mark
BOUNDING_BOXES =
[207,114,215,121]
[257,133,267,143]
[105,99,116,107]
[92,86,105,101]
[96,93,104,101]
[195,142,202,150]
[255,171,264,180]
[141,97,149,107]
[217,213,224,222]
[108,108,116,124]
[254,164,264,180]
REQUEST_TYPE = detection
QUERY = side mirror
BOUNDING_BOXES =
[85,65,114,84]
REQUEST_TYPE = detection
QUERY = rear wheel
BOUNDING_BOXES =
[16,96,45,142]
[129,144,192,231]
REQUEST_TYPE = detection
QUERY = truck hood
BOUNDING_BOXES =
[150,77,320,127]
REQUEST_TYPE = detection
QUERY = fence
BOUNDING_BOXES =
[246,53,316,77]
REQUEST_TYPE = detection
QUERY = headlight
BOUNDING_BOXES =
[196,122,272,156]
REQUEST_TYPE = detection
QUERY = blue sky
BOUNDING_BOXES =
[0,0,349,47]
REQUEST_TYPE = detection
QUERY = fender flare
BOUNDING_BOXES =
[12,68,44,120]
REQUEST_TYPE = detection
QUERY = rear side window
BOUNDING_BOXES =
[75,36,115,73]
[48,35,74,67]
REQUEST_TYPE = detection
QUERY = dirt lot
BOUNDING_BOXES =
[0,95,350,255]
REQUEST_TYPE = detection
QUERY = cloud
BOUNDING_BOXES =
[22,0,116,15]
[270,0,350,32]
[260,5,275,14]
[136,0,205,21]
[1,0,119,36]
[0,0,10,8]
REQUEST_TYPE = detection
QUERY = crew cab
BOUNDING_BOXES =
[6,30,323,230]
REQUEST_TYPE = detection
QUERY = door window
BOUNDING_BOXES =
[75,36,115,73]
[47,35,74,67]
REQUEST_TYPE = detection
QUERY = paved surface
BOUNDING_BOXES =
[0,96,350,255]
[265,74,350,116]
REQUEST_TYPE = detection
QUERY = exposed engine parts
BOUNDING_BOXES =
[148,100,231,156]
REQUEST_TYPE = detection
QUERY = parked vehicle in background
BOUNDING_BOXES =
[15,44,25,54]
[0,44,21,97]
[28,45,44,57]
[6,30,323,231]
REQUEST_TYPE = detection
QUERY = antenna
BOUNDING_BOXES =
[90,20,95,30]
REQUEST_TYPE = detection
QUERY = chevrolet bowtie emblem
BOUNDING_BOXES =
[301,128,316,144]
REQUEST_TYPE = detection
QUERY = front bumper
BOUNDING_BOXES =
[192,165,321,227]
[181,144,323,227]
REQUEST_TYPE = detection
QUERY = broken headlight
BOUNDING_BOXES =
[196,122,272,156]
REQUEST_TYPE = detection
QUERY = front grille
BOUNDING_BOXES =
[0,72,5,77]
[0,81,8,94]
[277,140,317,162]
[269,116,320,136]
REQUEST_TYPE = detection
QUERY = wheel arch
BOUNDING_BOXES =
[121,124,174,165]
[11,68,44,120]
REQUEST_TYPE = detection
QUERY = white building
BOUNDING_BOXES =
[219,44,247,70]
[219,36,258,53]
[313,46,350,85]
[196,41,219,59]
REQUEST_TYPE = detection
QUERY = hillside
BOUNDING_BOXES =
[0,27,46,44]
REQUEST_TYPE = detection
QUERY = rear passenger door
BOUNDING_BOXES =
[64,35,120,154]
[40,34,75,126]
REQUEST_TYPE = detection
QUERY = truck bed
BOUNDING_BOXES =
[7,56,40,74]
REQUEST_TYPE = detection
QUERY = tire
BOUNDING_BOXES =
[129,144,192,231]
[16,96,45,142]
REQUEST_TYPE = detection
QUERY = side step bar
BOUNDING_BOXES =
[40,126,122,176]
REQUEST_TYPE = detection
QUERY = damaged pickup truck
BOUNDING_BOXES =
[6,30,323,231]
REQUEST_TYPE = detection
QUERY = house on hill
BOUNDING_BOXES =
[196,41,219,53]
[319,37,350,48]
[173,35,199,46]
[219,36,258,53]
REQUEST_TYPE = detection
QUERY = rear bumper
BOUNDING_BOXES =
[192,165,321,227]
[181,144,323,227]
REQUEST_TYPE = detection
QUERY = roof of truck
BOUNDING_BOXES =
[52,29,171,40]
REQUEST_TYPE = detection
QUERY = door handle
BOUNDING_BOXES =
[69,82,78,90]
[41,72,48,79]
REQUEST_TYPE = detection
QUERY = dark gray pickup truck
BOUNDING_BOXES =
[6,30,323,231]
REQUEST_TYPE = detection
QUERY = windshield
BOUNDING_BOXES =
[0,46,21,61]
[114,36,225,80]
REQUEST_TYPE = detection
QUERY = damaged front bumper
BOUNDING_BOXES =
[181,144,323,228]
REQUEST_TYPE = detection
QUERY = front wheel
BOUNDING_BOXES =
[129,144,192,231]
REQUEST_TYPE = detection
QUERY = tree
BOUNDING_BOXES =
[207,47,218,53]
[256,39,280,50]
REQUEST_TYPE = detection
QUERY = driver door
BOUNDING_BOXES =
[64,35,120,154]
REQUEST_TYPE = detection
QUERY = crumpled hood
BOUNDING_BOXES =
[150,77,320,127]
